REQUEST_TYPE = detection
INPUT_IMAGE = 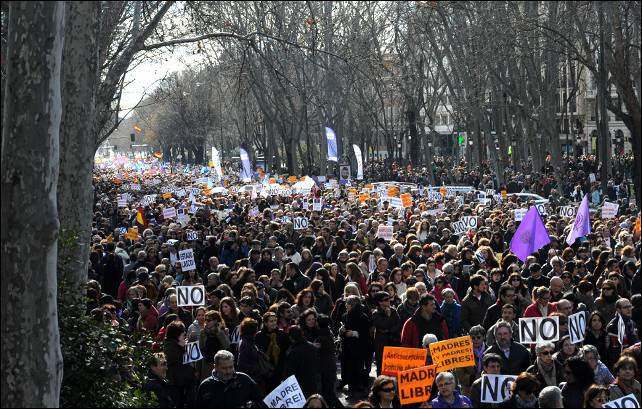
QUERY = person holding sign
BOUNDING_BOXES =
[496,372,540,409]
[469,353,503,408]
[196,350,262,408]
[607,299,639,367]
[608,356,641,403]
[431,372,472,408]
[163,321,196,408]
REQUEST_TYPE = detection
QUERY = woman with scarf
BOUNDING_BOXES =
[439,288,461,338]
[429,276,460,307]
[256,311,290,392]
[198,310,230,382]
[554,335,579,367]
[526,342,564,395]
[609,356,641,403]
[455,325,486,397]
[579,344,614,386]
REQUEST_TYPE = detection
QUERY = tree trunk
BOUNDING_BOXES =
[1,2,65,407]
[57,1,100,299]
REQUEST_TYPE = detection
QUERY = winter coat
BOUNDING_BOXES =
[439,300,461,337]
[142,371,177,408]
[400,309,449,348]
[198,326,230,382]
[485,341,532,376]
[163,338,195,388]
[284,340,321,397]
[196,372,262,408]
[461,292,495,333]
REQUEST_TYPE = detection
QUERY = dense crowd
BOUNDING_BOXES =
[86,158,640,408]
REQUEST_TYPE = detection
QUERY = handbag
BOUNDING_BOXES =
[256,348,275,378]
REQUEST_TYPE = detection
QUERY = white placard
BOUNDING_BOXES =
[175,189,186,197]
[486,189,496,196]
[601,202,619,219]
[163,207,177,220]
[519,316,560,344]
[602,394,640,408]
[263,375,306,408]
[176,285,205,307]
[589,173,596,183]
[377,225,394,241]
[281,216,291,223]
[388,197,403,209]
[118,196,128,208]
[130,183,141,191]
[480,374,516,404]
[313,198,322,212]
[479,198,491,206]
[536,203,547,215]
[568,312,587,344]
[178,248,196,271]
[186,231,199,241]
[452,216,478,235]
[617,313,626,345]
[141,194,156,206]
[559,206,576,218]
[182,341,203,364]
[514,208,528,222]
[293,217,309,230]
[177,213,190,227]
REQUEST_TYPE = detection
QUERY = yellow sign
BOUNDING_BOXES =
[359,193,368,203]
[401,193,412,208]
[439,186,447,198]
[428,335,474,372]
[501,190,507,200]
[387,186,399,197]
[288,176,297,184]
[162,192,172,199]
[397,365,438,405]
[208,161,214,167]
[269,178,277,184]
[381,347,428,376]
[126,227,139,241]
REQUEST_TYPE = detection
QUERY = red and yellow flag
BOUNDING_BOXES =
[135,206,147,228]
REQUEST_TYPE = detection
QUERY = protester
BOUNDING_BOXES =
[498,372,540,408]
[142,352,177,408]
[431,371,472,408]
[368,376,400,408]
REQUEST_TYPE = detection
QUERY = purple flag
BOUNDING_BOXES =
[566,194,591,245]
[510,206,551,262]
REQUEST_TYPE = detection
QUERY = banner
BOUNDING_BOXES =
[519,316,560,344]
[428,335,474,372]
[163,207,177,220]
[240,148,252,182]
[326,127,338,162]
[397,365,438,405]
[602,394,640,408]
[601,202,619,219]
[401,193,412,208]
[353,144,363,180]
[568,312,587,344]
[480,374,516,404]
[381,347,428,376]
[211,146,223,180]
[182,341,203,364]
[452,216,477,235]
[264,375,306,408]
[178,248,196,271]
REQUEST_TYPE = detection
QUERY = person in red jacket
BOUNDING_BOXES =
[401,293,449,348]
[523,286,558,318]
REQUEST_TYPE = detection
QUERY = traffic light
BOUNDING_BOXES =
[456,132,465,146]
[130,133,135,142]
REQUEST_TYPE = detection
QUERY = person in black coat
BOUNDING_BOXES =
[256,312,290,392]
[371,291,402,376]
[142,352,177,408]
[100,242,124,298]
[484,322,532,376]
[340,295,372,394]
[284,325,321,398]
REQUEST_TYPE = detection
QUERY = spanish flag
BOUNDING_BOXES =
[135,206,147,229]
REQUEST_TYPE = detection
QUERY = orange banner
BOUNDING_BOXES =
[397,365,438,405]
[162,192,172,199]
[359,193,368,203]
[126,227,139,241]
[428,335,474,372]
[401,193,412,208]
[381,347,428,376]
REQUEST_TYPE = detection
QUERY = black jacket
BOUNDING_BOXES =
[196,372,262,408]
[143,371,177,408]
[284,340,321,397]
[485,341,532,376]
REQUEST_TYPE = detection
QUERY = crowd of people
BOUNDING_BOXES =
[86,157,640,408]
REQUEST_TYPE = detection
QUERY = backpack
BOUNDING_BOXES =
[256,347,275,378]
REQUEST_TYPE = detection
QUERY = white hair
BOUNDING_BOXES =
[538,386,563,408]
[435,371,455,385]
[213,350,234,366]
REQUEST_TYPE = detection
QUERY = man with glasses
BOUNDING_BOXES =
[430,371,472,408]
[142,352,176,408]
[469,353,503,408]
[482,284,518,331]
[606,298,639,367]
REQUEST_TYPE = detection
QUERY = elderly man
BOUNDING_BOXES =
[196,350,262,408]
[538,386,564,408]
[549,276,565,302]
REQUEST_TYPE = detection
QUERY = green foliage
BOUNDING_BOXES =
[58,230,157,408]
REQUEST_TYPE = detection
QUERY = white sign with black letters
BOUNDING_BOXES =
[163,207,177,220]
[568,312,587,344]
[177,285,205,307]
[377,225,394,241]
[186,231,199,241]
[178,248,196,271]
[514,208,528,222]
[559,206,576,218]
[602,394,640,408]
[452,216,477,235]
[480,374,516,404]
[263,375,306,408]
[519,316,560,344]
[182,341,203,364]
[293,217,309,230]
